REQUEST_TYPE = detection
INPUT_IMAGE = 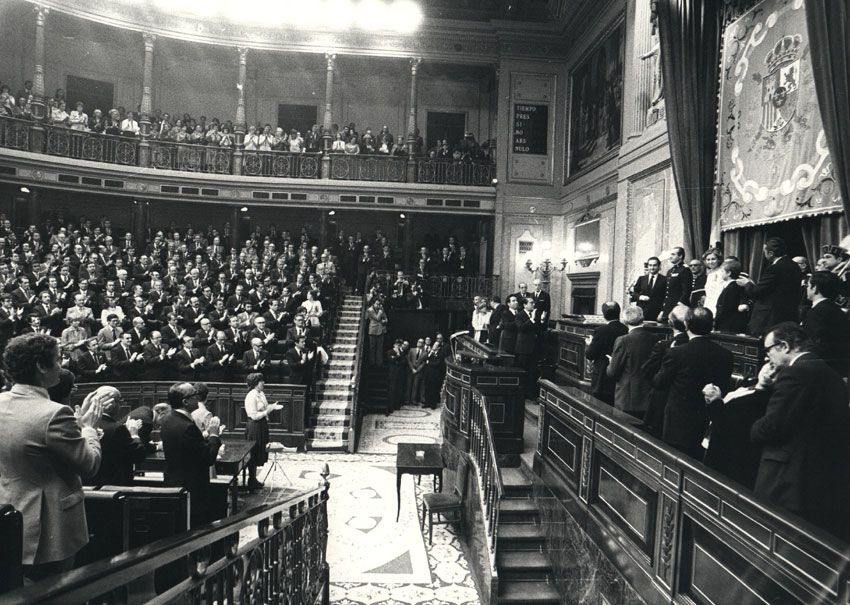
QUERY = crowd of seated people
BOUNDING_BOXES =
[0,81,494,164]
[0,214,349,391]
[586,237,850,542]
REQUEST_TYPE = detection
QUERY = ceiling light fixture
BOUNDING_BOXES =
[20,186,30,193]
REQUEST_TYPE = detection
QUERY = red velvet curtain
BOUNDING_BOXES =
[655,0,725,259]
[806,0,850,230]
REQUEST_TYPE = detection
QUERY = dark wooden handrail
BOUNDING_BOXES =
[470,388,504,556]
[535,379,850,604]
[374,271,500,302]
[3,477,330,605]
[350,293,369,453]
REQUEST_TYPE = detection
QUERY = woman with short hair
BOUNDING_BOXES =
[243,372,282,489]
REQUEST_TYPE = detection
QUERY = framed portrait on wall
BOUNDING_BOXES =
[566,20,625,179]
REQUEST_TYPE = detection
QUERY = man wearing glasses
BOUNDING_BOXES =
[745,322,850,541]
[160,383,222,528]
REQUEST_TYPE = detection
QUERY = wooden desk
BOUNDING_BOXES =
[138,438,254,513]
[396,443,443,522]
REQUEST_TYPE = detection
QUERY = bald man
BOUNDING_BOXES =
[89,386,149,486]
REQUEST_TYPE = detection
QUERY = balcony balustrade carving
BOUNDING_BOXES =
[0,116,496,188]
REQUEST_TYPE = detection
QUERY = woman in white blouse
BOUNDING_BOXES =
[244,372,282,489]
[243,125,260,151]
[68,101,88,130]
[702,247,725,314]
[302,289,324,328]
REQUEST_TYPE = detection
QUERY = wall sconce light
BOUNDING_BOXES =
[525,240,568,282]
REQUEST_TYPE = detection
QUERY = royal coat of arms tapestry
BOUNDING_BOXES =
[717,0,842,231]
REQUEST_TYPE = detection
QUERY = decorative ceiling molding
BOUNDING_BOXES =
[27,0,571,63]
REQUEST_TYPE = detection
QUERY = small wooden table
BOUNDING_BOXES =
[138,438,255,513]
[396,443,443,522]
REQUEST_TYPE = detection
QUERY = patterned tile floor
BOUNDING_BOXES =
[241,409,481,605]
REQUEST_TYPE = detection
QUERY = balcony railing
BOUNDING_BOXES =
[0,116,496,187]
[243,150,321,178]
[149,140,232,174]
[329,153,407,182]
[45,124,140,167]
[417,159,495,187]
[375,271,500,301]
[3,480,330,604]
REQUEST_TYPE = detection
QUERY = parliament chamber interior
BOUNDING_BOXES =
[0,0,849,603]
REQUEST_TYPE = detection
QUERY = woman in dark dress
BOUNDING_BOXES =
[243,372,281,489]
[714,259,750,334]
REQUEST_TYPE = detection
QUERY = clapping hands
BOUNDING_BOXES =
[125,417,143,438]
[207,416,222,436]
[75,390,107,429]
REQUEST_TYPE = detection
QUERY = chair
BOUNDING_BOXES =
[420,455,469,545]
[262,441,296,485]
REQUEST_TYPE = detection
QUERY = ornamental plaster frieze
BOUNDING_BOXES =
[0,148,495,213]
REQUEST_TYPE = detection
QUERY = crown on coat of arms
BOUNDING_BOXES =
[765,34,802,71]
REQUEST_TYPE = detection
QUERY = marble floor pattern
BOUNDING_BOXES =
[238,408,481,605]
[358,405,443,454]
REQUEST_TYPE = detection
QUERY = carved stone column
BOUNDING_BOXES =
[232,46,249,176]
[630,0,653,136]
[29,5,49,153]
[405,57,422,182]
[321,53,336,178]
[138,33,156,167]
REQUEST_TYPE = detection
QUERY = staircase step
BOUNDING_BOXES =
[497,551,552,579]
[502,468,533,497]
[498,581,560,604]
[497,523,546,547]
[500,498,540,521]
[307,438,348,452]
[306,427,349,440]
[310,415,351,427]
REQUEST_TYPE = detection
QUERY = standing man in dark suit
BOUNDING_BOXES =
[515,297,539,398]
[737,237,802,336]
[160,382,222,528]
[749,323,850,541]
[498,295,521,354]
[385,339,407,414]
[642,306,690,438]
[530,279,551,330]
[487,296,507,347]
[652,308,733,459]
[89,386,148,486]
[801,271,850,378]
[659,247,693,321]
[630,256,666,322]
[406,338,428,406]
[585,302,628,405]
[606,306,658,417]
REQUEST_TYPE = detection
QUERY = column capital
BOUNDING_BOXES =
[143,32,156,48]
[409,57,422,74]
[325,53,336,70]
[34,4,49,22]
[237,46,250,62]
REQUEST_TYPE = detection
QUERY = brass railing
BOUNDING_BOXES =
[329,153,407,182]
[417,159,495,187]
[3,477,330,604]
[470,388,503,554]
[242,150,321,179]
[149,140,233,174]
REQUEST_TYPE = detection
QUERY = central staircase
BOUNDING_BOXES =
[306,294,364,451]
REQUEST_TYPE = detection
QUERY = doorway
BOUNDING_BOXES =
[425,111,466,152]
[66,75,114,117]
[277,104,319,138]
